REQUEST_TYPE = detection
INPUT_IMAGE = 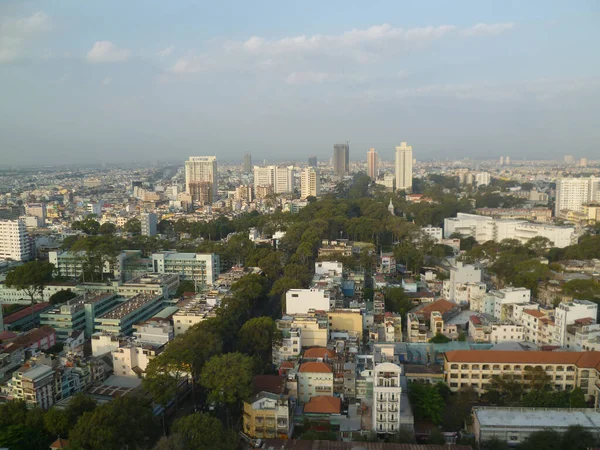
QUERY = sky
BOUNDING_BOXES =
[0,0,599,166]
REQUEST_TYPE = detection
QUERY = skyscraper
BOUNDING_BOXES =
[0,219,31,262]
[367,148,378,180]
[243,153,252,173]
[333,143,349,175]
[308,156,317,168]
[253,166,294,194]
[300,167,320,199]
[395,142,413,192]
[185,156,217,203]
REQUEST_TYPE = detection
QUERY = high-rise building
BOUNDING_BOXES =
[0,219,31,262]
[253,166,294,194]
[141,213,157,236]
[333,143,349,175]
[555,176,600,215]
[308,156,317,168]
[505,156,510,165]
[372,362,402,434]
[300,168,320,199]
[579,158,588,167]
[243,153,252,173]
[475,172,491,186]
[499,156,504,165]
[185,156,217,203]
[25,203,46,226]
[367,148,378,180]
[395,142,413,192]
[234,185,254,203]
[564,155,575,164]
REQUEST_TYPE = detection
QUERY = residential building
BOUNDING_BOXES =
[86,202,102,216]
[472,407,600,447]
[554,300,598,347]
[141,212,157,236]
[112,340,162,377]
[0,219,31,261]
[475,208,553,222]
[285,289,333,315]
[133,321,173,346]
[308,156,317,167]
[379,252,396,274]
[442,261,483,303]
[376,173,395,191]
[555,176,600,215]
[185,156,218,203]
[25,203,46,226]
[297,361,333,403]
[421,225,442,242]
[395,142,413,192]
[235,185,254,203]
[243,391,293,440]
[274,315,328,365]
[372,362,402,434]
[328,309,363,334]
[333,143,349,176]
[406,313,427,343]
[172,298,217,336]
[444,213,576,248]
[94,294,164,335]
[490,323,524,344]
[253,165,295,194]
[443,350,600,402]
[151,252,219,286]
[40,293,120,341]
[4,363,55,409]
[475,172,491,186]
[488,288,531,321]
[367,148,378,180]
[300,167,320,199]
[91,332,121,356]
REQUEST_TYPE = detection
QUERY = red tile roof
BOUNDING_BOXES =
[299,362,332,374]
[3,303,50,324]
[12,326,55,347]
[50,438,69,449]
[445,350,600,369]
[303,347,335,359]
[415,299,457,318]
[303,396,341,414]
[523,309,545,318]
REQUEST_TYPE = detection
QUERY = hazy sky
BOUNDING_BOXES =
[1,1,599,166]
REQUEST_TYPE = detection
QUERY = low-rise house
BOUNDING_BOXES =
[297,361,333,404]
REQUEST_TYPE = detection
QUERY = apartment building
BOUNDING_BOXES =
[406,313,427,343]
[243,391,293,440]
[554,300,598,347]
[253,165,295,194]
[4,363,55,409]
[0,219,31,261]
[442,261,484,304]
[443,350,600,403]
[151,252,219,287]
[421,225,442,242]
[372,362,402,434]
[285,289,333,315]
[133,321,173,346]
[185,156,218,203]
[300,167,320,199]
[112,340,162,377]
[297,361,334,404]
[141,212,157,237]
[94,294,164,335]
[172,298,217,336]
[555,176,600,215]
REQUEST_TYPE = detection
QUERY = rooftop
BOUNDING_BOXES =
[303,347,335,360]
[99,294,161,320]
[474,407,600,429]
[261,440,473,450]
[445,350,600,369]
[3,303,50,324]
[298,361,332,374]
[304,396,341,414]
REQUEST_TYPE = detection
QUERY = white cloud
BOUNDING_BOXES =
[0,11,51,63]
[157,46,174,57]
[102,77,112,85]
[460,22,514,37]
[86,41,131,63]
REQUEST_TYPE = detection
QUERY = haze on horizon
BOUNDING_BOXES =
[0,0,599,166]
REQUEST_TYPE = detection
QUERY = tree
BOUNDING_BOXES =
[518,429,563,450]
[569,387,587,408]
[98,222,117,235]
[426,428,446,445]
[408,383,445,425]
[523,365,552,391]
[270,276,302,298]
[124,218,141,235]
[560,425,597,450]
[170,413,236,450]
[48,289,77,305]
[480,437,510,450]
[238,316,277,362]
[68,395,158,450]
[458,331,467,342]
[429,332,451,344]
[384,287,412,317]
[5,261,54,304]
[200,353,254,409]
[43,408,69,437]
[175,280,195,297]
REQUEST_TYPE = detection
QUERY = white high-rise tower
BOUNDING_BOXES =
[185,156,218,203]
[395,142,413,192]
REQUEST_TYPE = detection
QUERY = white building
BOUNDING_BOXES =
[253,165,295,194]
[395,142,413,192]
[185,156,218,203]
[297,361,333,404]
[376,173,395,191]
[475,172,491,186]
[444,213,576,248]
[0,219,31,262]
[141,212,157,236]
[442,261,483,303]
[172,298,217,336]
[285,289,333,315]
[314,261,343,277]
[112,341,161,377]
[421,225,443,242]
[554,300,598,347]
[555,176,600,215]
[134,321,173,346]
[489,288,531,321]
[367,148,378,180]
[490,323,524,344]
[151,252,219,286]
[91,332,121,356]
[25,203,46,226]
[372,362,402,434]
[300,167,320,199]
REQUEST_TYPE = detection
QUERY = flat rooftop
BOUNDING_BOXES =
[474,407,600,429]
[99,294,161,320]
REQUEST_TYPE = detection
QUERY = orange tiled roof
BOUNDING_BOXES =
[303,347,335,359]
[299,361,332,373]
[416,299,457,317]
[523,309,545,318]
[445,350,600,369]
[303,396,341,414]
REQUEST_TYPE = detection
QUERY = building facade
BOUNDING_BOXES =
[141,213,157,236]
[185,156,218,203]
[0,219,31,261]
[333,143,349,176]
[394,142,413,192]
[300,167,320,199]
[555,176,600,215]
[367,148,378,180]
[151,252,219,287]
[372,362,402,434]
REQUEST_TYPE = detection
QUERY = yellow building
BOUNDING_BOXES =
[328,309,362,333]
[444,350,600,405]
[243,392,292,440]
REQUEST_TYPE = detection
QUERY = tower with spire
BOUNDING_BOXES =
[388,198,395,215]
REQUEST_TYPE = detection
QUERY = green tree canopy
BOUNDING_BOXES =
[48,289,78,305]
[5,261,54,303]
[170,413,236,450]
[200,352,254,407]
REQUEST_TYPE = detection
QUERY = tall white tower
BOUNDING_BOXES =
[367,148,378,180]
[300,167,320,199]
[372,362,402,434]
[395,142,413,192]
[185,156,218,203]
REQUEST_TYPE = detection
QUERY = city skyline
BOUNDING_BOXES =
[1,1,599,165]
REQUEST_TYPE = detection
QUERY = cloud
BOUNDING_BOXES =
[460,22,514,37]
[157,46,174,57]
[0,11,51,63]
[102,77,112,85]
[171,22,515,76]
[86,41,131,63]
